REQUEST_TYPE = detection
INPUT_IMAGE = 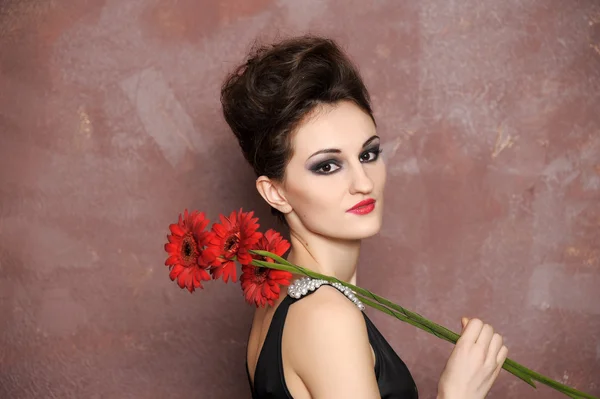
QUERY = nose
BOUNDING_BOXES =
[349,163,374,195]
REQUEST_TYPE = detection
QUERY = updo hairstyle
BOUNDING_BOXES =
[220,35,374,224]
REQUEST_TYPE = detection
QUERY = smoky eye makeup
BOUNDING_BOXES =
[307,157,342,175]
[305,136,382,175]
[364,144,382,155]
[359,143,382,162]
[306,142,382,175]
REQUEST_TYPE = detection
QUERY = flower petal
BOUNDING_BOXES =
[169,264,184,281]
[165,255,179,266]
[169,223,185,236]
[164,243,176,252]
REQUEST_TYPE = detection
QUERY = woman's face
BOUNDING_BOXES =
[281,101,386,240]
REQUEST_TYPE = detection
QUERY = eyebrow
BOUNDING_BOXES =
[306,135,380,160]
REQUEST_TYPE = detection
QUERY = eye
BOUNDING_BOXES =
[313,161,341,175]
[360,148,382,163]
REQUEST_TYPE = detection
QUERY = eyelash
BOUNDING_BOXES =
[311,148,383,175]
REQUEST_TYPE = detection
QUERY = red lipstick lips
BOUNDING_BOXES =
[347,198,376,215]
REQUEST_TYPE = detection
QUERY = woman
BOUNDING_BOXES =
[220,35,508,399]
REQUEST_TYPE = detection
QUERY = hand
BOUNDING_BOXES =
[437,317,509,399]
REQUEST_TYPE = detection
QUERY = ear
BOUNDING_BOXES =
[255,176,292,214]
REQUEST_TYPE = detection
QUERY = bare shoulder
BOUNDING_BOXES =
[283,286,380,398]
[289,284,363,321]
[286,285,366,340]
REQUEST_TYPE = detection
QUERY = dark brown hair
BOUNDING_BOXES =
[220,35,374,224]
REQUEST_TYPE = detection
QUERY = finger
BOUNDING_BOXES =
[461,317,469,331]
[459,318,484,343]
[475,323,494,352]
[485,333,503,368]
[496,345,508,365]
[490,345,509,381]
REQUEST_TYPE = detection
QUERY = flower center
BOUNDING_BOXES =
[253,267,268,283]
[181,233,199,266]
[225,232,240,254]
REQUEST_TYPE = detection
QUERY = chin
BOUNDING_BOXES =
[355,223,382,239]
[308,209,384,240]
[340,216,383,240]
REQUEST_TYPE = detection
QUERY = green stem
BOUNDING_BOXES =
[249,252,599,399]
[358,295,537,388]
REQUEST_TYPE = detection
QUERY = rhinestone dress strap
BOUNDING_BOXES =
[287,277,366,311]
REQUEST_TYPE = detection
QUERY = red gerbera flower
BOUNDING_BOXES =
[208,209,262,283]
[164,209,215,292]
[240,229,293,307]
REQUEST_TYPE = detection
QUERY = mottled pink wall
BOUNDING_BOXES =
[1,0,599,398]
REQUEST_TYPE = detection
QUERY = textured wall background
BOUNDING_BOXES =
[1,0,599,398]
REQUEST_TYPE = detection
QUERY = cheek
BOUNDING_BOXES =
[369,162,387,192]
[379,164,387,189]
[285,175,348,233]
[290,177,345,213]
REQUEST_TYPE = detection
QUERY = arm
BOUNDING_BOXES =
[285,286,380,399]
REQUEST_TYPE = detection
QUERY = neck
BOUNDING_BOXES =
[285,228,361,285]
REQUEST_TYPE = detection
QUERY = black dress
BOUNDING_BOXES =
[246,286,419,398]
